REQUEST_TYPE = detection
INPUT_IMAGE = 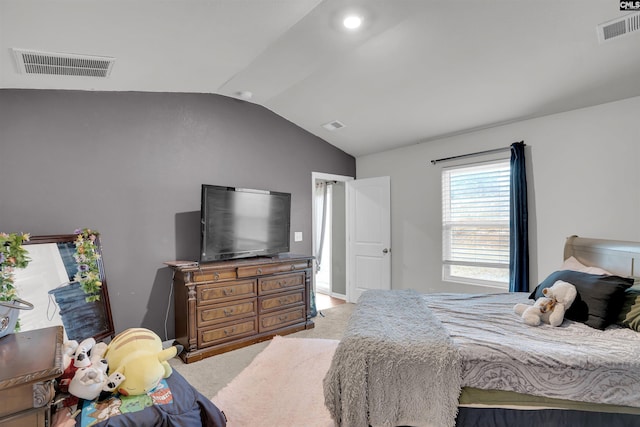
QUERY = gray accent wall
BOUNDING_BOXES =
[0,89,355,339]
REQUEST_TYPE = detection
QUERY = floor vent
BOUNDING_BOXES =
[322,120,346,131]
[597,12,640,43]
[12,48,115,77]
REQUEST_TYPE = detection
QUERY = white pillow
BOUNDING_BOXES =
[561,256,612,276]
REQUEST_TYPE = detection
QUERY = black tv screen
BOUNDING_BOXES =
[200,185,291,262]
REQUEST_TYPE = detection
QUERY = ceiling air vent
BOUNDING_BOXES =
[322,120,346,131]
[12,48,115,77]
[597,12,640,43]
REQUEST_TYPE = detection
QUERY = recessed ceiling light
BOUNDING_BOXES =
[343,15,362,30]
[235,90,253,100]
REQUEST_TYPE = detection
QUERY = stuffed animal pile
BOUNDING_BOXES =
[59,337,125,402]
[58,327,177,403]
[514,280,577,327]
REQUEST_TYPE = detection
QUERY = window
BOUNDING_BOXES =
[442,159,510,288]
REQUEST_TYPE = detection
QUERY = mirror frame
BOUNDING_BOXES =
[23,234,115,342]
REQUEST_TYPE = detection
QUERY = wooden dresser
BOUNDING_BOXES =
[0,326,64,427]
[168,254,315,363]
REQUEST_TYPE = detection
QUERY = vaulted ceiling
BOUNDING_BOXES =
[2,1,639,157]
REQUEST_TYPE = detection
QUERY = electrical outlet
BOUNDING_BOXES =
[294,232,303,242]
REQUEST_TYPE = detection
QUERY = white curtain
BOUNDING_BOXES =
[315,181,329,272]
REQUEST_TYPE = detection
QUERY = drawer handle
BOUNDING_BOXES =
[224,327,236,336]
[222,288,234,296]
[257,268,263,274]
[213,272,220,280]
[278,297,289,305]
[278,315,288,322]
[224,308,234,316]
[290,265,295,270]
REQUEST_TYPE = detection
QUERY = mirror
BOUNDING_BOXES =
[14,234,114,342]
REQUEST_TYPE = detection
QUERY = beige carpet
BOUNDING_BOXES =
[212,336,339,427]
[170,303,354,398]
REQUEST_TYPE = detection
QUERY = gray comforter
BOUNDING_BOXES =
[324,290,462,427]
[424,292,640,408]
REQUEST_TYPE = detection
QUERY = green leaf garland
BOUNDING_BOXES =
[73,228,102,302]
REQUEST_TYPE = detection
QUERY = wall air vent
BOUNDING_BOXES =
[12,48,115,77]
[322,120,346,131]
[597,12,640,43]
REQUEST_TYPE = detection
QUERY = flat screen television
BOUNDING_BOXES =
[200,184,291,262]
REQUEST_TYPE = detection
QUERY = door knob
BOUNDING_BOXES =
[382,248,390,254]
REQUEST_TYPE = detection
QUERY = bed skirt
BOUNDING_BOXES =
[456,407,640,427]
[456,387,640,427]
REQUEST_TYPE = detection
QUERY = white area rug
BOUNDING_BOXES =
[212,336,339,427]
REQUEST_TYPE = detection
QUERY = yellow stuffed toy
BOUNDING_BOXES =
[104,328,178,396]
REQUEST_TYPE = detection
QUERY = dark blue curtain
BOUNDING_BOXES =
[509,141,529,292]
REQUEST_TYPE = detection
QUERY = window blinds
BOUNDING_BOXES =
[442,160,510,274]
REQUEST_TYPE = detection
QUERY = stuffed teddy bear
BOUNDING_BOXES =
[514,296,557,326]
[540,280,577,325]
[514,280,577,327]
[104,327,177,396]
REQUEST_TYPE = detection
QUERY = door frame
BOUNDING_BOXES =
[311,172,353,298]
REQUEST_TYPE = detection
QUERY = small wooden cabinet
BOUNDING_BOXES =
[168,255,315,363]
[0,326,64,427]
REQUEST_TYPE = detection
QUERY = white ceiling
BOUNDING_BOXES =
[2,1,639,157]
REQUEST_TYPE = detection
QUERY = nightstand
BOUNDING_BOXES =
[0,326,64,427]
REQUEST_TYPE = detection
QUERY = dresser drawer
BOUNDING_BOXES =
[192,268,237,283]
[258,273,304,295]
[197,299,257,328]
[258,289,304,314]
[237,261,310,278]
[0,382,38,417]
[199,318,258,348]
[197,279,257,305]
[0,408,47,427]
[259,307,305,332]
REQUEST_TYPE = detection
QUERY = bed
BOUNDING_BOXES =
[324,236,640,427]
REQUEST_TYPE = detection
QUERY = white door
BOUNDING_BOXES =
[346,176,391,302]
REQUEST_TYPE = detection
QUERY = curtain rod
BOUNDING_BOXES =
[430,142,525,165]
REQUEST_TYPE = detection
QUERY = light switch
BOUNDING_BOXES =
[294,232,303,242]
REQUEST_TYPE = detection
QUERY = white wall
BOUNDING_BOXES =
[356,96,640,294]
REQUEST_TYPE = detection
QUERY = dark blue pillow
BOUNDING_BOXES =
[529,270,633,330]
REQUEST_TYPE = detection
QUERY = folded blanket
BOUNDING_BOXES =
[323,289,461,427]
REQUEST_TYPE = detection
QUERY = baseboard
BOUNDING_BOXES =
[316,285,330,294]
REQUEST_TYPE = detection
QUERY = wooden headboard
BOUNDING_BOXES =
[564,235,640,279]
